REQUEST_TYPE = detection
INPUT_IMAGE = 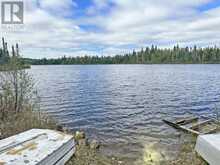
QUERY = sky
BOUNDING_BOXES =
[1,0,220,59]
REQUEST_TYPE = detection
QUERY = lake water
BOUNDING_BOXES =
[29,65,220,163]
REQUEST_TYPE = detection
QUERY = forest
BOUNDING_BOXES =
[1,37,220,65]
[26,45,220,65]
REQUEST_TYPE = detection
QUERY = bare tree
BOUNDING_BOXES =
[0,56,35,120]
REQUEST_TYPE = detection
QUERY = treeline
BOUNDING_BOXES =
[27,45,220,65]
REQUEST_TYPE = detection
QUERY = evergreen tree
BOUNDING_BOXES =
[22,45,220,65]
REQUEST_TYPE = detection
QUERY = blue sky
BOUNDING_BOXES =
[198,0,220,11]
[1,0,220,58]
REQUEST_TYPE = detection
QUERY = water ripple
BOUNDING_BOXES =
[29,64,220,162]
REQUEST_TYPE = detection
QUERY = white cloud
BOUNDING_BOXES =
[39,0,77,16]
[86,0,110,15]
[0,0,220,58]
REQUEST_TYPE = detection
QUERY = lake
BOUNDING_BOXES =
[29,65,220,163]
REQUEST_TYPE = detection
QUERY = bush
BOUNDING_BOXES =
[0,56,57,139]
[0,57,35,120]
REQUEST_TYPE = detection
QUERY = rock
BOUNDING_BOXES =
[89,139,100,150]
[75,131,86,140]
[63,127,69,133]
[78,139,88,147]
[118,161,123,165]
[56,125,64,132]
[56,125,69,133]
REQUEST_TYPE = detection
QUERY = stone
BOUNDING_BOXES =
[63,127,69,133]
[89,139,100,150]
[118,161,123,165]
[56,125,64,132]
[78,139,88,147]
[75,131,86,140]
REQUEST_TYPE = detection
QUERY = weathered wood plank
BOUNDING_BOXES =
[180,126,200,135]
[163,119,200,135]
[203,127,219,134]
[176,117,198,125]
[163,119,181,129]
[190,120,212,130]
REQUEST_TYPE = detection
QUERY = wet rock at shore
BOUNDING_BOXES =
[78,138,89,147]
[56,125,64,132]
[56,124,69,133]
[90,139,100,150]
[75,131,86,140]
[66,131,127,165]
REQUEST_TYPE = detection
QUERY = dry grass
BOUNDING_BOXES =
[0,109,56,139]
[0,109,123,165]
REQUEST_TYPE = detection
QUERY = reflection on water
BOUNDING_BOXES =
[140,143,167,165]
[29,65,220,163]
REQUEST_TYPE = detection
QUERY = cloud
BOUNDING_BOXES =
[0,0,220,58]
[39,0,77,16]
[86,0,112,15]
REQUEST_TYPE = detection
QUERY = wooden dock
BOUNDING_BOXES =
[0,129,75,165]
[163,117,220,135]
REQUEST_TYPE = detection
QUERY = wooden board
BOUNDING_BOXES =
[190,120,212,130]
[163,119,200,135]
[163,116,219,135]
[0,129,75,165]
[176,117,198,125]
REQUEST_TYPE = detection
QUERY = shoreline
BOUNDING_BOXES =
[29,63,220,66]
[0,109,207,165]
[0,64,31,71]
[0,110,127,165]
